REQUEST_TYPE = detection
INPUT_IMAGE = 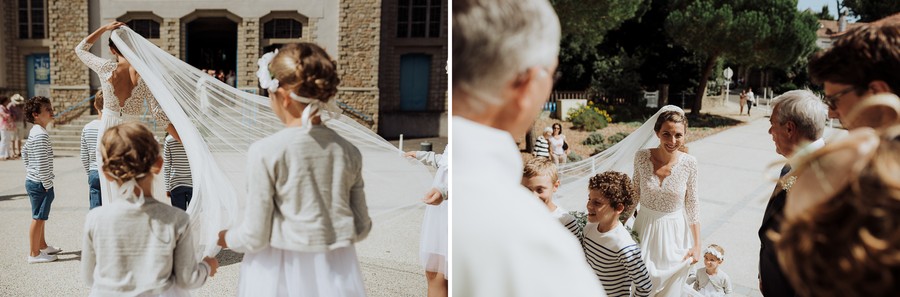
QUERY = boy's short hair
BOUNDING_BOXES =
[808,17,900,94]
[523,157,558,183]
[93,90,104,112]
[543,126,553,134]
[588,171,634,210]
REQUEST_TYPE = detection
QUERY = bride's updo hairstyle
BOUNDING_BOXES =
[100,122,159,183]
[653,110,689,153]
[269,43,340,103]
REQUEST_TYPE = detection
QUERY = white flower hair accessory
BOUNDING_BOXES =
[256,49,279,93]
[704,246,724,261]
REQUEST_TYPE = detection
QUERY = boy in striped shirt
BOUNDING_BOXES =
[545,169,653,297]
[23,96,61,263]
[164,123,193,211]
[533,126,551,158]
[80,91,103,209]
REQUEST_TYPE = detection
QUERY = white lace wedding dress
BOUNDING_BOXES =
[75,37,170,207]
[632,149,698,297]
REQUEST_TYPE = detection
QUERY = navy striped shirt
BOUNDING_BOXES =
[534,137,550,157]
[80,119,100,174]
[23,125,54,189]
[553,207,652,297]
[163,135,192,191]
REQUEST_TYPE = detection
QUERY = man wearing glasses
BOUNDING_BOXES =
[808,14,899,130]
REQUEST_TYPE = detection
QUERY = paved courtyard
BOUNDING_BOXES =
[0,137,447,296]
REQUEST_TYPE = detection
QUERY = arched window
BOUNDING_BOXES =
[264,18,302,39]
[18,0,46,39]
[127,19,160,39]
[397,0,441,38]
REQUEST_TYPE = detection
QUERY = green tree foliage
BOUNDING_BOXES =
[665,0,818,114]
[843,0,900,22]
[817,4,835,20]
[552,0,649,89]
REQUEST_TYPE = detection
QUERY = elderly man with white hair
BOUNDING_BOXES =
[452,0,606,296]
[758,89,827,297]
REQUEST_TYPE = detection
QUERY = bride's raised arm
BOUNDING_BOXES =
[74,22,125,78]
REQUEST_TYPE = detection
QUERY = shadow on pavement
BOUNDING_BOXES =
[0,193,27,202]
[216,249,244,267]
[56,250,82,263]
[687,113,744,128]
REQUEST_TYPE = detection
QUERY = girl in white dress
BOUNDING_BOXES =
[217,43,371,297]
[75,22,169,205]
[406,145,449,296]
[628,109,700,297]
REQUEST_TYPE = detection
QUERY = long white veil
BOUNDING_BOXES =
[109,27,433,258]
[553,105,684,212]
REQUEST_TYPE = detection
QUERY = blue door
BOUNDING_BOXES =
[400,54,431,111]
[26,54,52,98]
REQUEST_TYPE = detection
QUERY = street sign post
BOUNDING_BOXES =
[723,67,734,105]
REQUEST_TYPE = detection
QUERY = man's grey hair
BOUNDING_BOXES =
[452,0,561,111]
[773,90,828,140]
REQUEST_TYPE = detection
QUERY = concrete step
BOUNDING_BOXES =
[46,113,167,151]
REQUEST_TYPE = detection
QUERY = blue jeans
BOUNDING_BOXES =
[88,170,102,209]
[170,186,193,211]
[25,180,54,220]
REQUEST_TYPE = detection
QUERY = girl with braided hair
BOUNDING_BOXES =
[82,122,218,296]
[216,43,371,297]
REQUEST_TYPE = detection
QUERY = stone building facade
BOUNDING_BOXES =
[0,0,447,136]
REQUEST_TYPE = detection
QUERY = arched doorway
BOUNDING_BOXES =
[185,17,237,80]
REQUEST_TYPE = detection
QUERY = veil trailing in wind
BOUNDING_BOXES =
[553,105,685,212]
[109,27,433,258]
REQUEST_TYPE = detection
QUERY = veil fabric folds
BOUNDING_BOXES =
[553,105,685,212]
[109,27,433,258]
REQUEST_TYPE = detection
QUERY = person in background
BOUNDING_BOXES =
[9,94,28,159]
[0,96,14,160]
[22,96,60,264]
[83,122,218,295]
[80,91,104,209]
[687,244,734,297]
[808,13,900,130]
[759,90,827,297]
[164,123,193,211]
[452,0,606,295]
[405,145,449,297]
[534,126,552,159]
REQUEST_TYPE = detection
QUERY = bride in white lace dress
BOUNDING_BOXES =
[75,22,169,204]
[628,109,700,297]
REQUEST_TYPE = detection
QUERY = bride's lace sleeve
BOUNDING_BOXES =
[133,79,170,125]
[148,94,170,125]
[684,155,700,224]
[75,38,117,81]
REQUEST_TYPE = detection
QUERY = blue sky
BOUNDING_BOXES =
[797,0,860,21]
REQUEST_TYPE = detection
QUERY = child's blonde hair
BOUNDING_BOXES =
[588,171,634,210]
[269,43,340,102]
[93,90,104,112]
[704,244,725,261]
[523,157,558,183]
[100,122,159,182]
